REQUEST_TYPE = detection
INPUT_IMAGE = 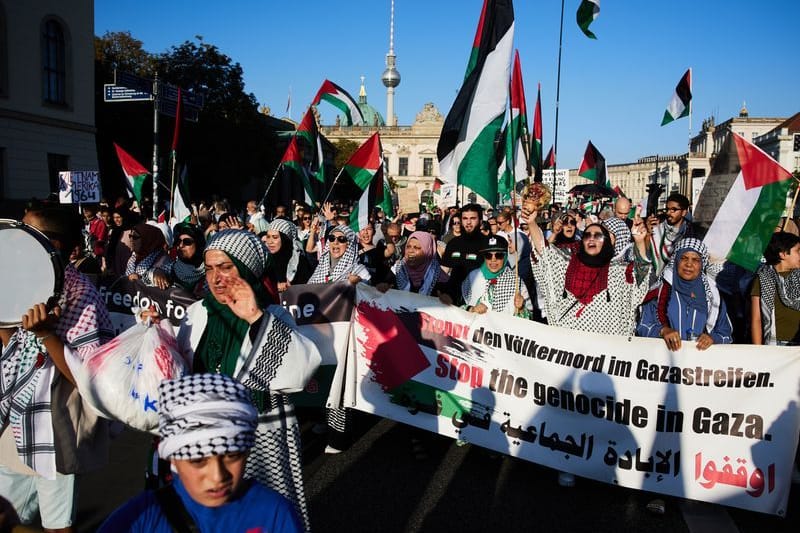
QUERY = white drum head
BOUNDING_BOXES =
[0,223,59,326]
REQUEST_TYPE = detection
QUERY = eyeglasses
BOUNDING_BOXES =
[483,252,506,260]
[452,221,461,226]
[582,231,605,241]
[665,207,683,213]
[562,218,576,226]
[326,234,349,244]
[302,216,311,221]
[177,238,195,247]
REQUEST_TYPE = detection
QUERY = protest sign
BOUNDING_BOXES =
[58,171,102,204]
[346,285,800,515]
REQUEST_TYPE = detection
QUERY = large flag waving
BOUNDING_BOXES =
[693,132,793,271]
[297,107,326,184]
[113,143,149,203]
[498,50,529,201]
[341,133,386,231]
[312,80,365,126]
[578,141,609,187]
[577,0,600,39]
[661,69,692,126]
[437,0,515,204]
[281,135,316,206]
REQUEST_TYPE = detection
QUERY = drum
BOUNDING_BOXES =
[0,219,64,327]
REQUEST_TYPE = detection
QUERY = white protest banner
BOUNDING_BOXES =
[58,171,102,204]
[544,169,569,205]
[346,285,800,515]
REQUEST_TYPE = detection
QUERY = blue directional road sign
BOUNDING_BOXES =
[104,84,153,102]
[115,70,154,95]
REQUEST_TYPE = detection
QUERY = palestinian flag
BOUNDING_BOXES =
[531,83,543,181]
[578,141,609,187]
[694,132,794,271]
[312,79,365,126]
[297,106,326,184]
[437,0,515,204]
[432,177,444,194]
[661,68,692,126]
[577,0,600,39]
[172,164,192,223]
[281,135,316,206]
[113,143,149,203]
[169,87,186,221]
[543,145,556,169]
[343,132,385,231]
[498,50,529,201]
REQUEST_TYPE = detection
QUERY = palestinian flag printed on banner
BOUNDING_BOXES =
[281,135,316,206]
[498,50,530,201]
[693,132,794,271]
[437,0,515,204]
[113,143,150,204]
[312,79,365,126]
[661,69,692,126]
[345,132,386,231]
[297,106,326,184]
[577,0,600,39]
[578,141,609,187]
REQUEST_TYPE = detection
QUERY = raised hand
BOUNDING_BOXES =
[224,277,263,324]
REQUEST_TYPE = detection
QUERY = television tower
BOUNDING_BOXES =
[381,0,401,127]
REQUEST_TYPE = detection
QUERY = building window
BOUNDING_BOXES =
[398,157,408,176]
[42,19,66,105]
[423,157,433,177]
[47,153,69,194]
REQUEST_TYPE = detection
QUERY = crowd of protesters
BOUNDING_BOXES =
[2,190,799,531]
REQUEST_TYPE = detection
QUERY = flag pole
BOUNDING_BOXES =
[552,0,566,193]
[784,177,800,230]
[506,76,521,297]
[319,166,347,207]
[169,155,176,221]
[258,163,284,211]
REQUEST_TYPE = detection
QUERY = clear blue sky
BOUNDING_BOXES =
[95,0,800,169]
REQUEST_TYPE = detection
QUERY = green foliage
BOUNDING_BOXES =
[333,139,361,172]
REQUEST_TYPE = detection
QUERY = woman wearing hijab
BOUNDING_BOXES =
[390,230,451,298]
[527,211,651,337]
[264,218,313,293]
[462,235,530,317]
[308,225,370,285]
[307,224,369,454]
[170,229,320,531]
[637,238,732,350]
[125,222,172,288]
[163,222,207,296]
[105,207,138,277]
[547,212,581,251]
[356,224,392,285]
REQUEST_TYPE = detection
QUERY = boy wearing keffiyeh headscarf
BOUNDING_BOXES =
[98,374,302,533]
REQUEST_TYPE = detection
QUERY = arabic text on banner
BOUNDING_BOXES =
[346,285,800,516]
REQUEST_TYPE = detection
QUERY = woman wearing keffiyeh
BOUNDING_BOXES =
[462,235,531,317]
[263,218,312,293]
[307,224,370,285]
[637,238,732,350]
[163,229,320,531]
[125,222,172,287]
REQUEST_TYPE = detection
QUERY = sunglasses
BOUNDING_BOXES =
[302,216,311,220]
[177,238,195,247]
[326,234,349,244]
[582,231,605,241]
[483,251,506,260]
[562,218,576,226]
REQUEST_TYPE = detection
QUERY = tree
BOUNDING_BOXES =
[95,31,156,80]
[333,139,361,172]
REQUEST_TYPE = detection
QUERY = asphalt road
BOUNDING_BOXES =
[75,409,800,533]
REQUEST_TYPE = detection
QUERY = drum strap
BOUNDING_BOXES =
[155,484,201,533]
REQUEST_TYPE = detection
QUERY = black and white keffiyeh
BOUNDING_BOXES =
[205,229,269,278]
[308,225,359,284]
[268,218,305,283]
[392,258,442,295]
[462,266,518,312]
[157,373,258,460]
[602,217,632,259]
[756,264,800,344]
[659,238,721,333]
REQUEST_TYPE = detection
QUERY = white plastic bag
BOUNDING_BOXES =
[68,320,189,433]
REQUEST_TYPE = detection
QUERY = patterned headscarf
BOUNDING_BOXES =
[308,224,359,283]
[205,229,269,279]
[267,218,304,283]
[157,373,257,460]
[602,217,632,259]
[392,231,448,294]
